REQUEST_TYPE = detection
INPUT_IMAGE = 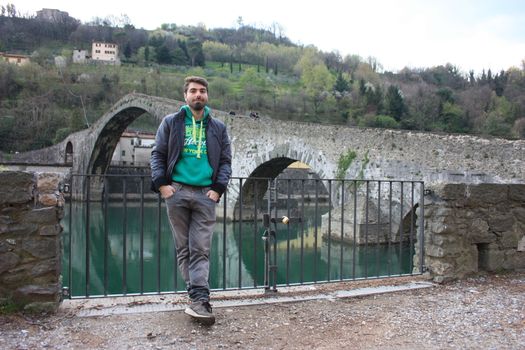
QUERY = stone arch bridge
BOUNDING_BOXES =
[4,93,525,238]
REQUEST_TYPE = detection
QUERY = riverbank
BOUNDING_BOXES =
[1,272,523,349]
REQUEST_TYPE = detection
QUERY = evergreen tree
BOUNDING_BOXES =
[334,72,350,93]
[385,85,406,121]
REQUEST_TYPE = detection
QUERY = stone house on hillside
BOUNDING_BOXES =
[0,52,30,65]
[72,49,88,63]
[91,42,120,65]
[36,8,69,22]
[111,130,155,166]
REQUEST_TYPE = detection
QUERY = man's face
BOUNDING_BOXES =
[184,82,208,111]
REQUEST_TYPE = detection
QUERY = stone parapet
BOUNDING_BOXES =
[0,171,64,312]
[418,183,525,283]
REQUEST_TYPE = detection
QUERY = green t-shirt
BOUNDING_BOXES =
[171,105,214,186]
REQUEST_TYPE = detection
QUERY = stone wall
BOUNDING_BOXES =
[418,183,525,282]
[0,171,64,312]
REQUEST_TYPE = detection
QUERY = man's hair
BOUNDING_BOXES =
[184,76,209,93]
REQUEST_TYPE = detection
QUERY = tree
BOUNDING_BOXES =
[385,85,406,121]
[439,102,469,133]
[296,48,336,114]
[186,37,204,66]
[334,72,350,93]
[156,45,172,64]
[123,42,132,59]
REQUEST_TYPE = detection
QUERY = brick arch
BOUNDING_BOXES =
[228,144,337,221]
[81,94,183,175]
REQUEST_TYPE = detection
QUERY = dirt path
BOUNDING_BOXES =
[1,272,524,349]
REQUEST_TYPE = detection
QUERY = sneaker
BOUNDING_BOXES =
[185,301,215,325]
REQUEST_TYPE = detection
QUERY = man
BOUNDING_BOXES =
[151,76,232,325]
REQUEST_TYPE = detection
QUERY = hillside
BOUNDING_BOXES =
[1,8,524,152]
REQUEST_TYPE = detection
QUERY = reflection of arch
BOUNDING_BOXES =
[65,141,73,165]
[396,203,419,243]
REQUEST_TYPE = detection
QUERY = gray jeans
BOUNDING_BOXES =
[165,183,216,302]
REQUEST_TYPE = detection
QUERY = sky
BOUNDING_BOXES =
[6,0,525,74]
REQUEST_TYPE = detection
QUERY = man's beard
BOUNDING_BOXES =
[190,101,205,111]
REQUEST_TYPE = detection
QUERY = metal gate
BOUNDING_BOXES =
[62,175,425,298]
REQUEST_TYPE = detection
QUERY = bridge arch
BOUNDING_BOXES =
[81,94,183,176]
[229,140,336,221]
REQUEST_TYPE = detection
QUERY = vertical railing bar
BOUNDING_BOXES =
[399,181,404,276]
[410,182,415,275]
[376,180,381,278]
[222,185,227,289]
[67,176,73,298]
[286,179,291,286]
[238,178,243,289]
[273,178,278,289]
[103,176,109,296]
[339,180,345,281]
[300,179,305,284]
[419,182,425,274]
[156,193,161,293]
[388,181,393,277]
[327,180,332,282]
[352,180,357,279]
[122,178,127,295]
[264,178,271,289]
[364,180,369,278]
[85,175,91,298]
[140,176,145,294]
[253,180,258,288]
[313,179,319,283]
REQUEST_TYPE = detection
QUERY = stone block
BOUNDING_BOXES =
[426,245,444,258]
[0,252,20,274]
[467,218,495,244]
[454,245,478,277]
[518,236,525,252]
[22,238,57,259]
[0,172,34,205]
[466,184,508,206]
[439,183,466,201]
[512,207,525,223]
[0,241,12,253]
[427,259,454,279]
[429,220,455,235]
[502,250,524,270]
[39,224,62,236]
[38,194,58,207]
[3,222,39,236]
[36,173,61,193]
[430,233,459,247]
[500,226,523,249]
[0,215,10,224]
[30,258,58,278]
[21,207,57,225]
[13,284,59,304]
[508,184,525,202]
[488,213,515,232]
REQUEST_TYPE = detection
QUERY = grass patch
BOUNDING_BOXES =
[0,299,21,315]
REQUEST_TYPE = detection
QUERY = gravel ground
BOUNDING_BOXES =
[0,272,523,349]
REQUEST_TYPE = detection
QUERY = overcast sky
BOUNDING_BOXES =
[6,0,525,74]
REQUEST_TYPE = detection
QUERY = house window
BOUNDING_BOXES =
[121,150,125,156]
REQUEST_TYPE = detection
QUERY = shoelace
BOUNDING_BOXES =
[202,301,212,312]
